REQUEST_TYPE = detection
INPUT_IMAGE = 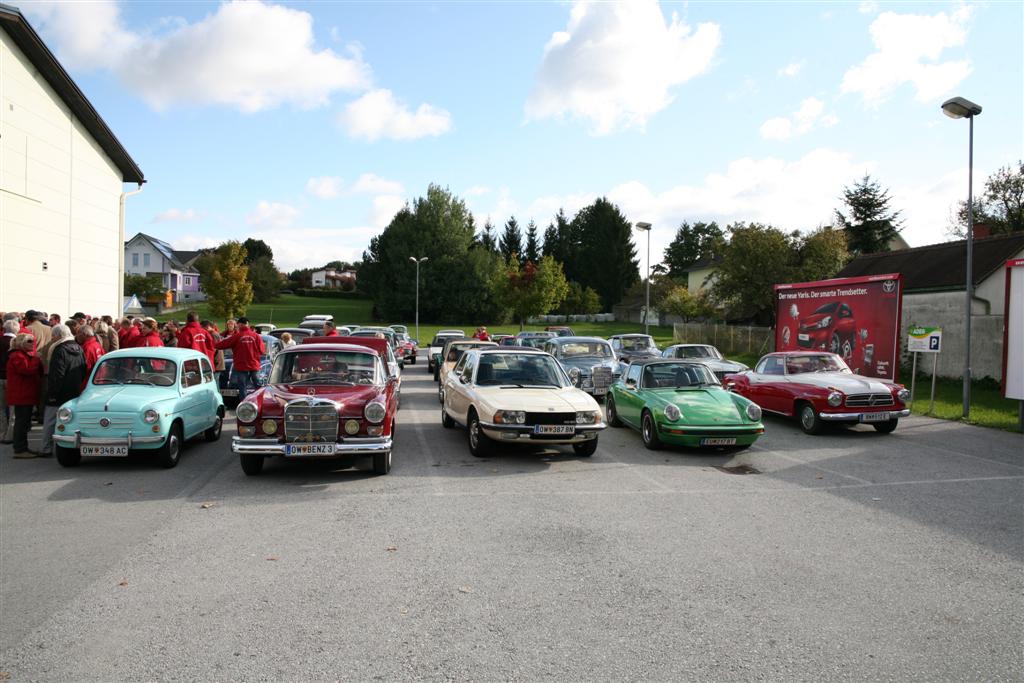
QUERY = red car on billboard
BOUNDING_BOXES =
[797,301,857,357]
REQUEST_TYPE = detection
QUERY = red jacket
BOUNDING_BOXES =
[81,336,105,384]
[324,330,339,337]
[215,326,265,371]
[177,322,215,364]
[119,325,140,348]
[137,331,164,348]
[6,349,43,405]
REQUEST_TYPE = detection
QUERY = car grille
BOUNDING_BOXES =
[79,413,135,429]
[525,412,576,425]
[845,393,894,408]
[592,366,613,390]
[284,399,338,442]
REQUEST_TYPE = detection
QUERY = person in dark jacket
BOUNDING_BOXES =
[40,325,86,455]
[6,334,43,457]
[214,317,265,399]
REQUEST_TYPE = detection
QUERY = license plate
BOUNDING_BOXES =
[860,412,889,423]
[533,425,575,435]
[797,333,809,341]
[221,389,239,396]
[593,386,608,395]
[700,438,736,446]
[81,445,128,456]
[286,443,337,456]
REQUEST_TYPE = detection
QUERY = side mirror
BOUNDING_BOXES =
[625,379,636,389]
[459,374,470,384]
[725,381,736,392]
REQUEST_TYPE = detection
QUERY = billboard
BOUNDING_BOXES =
[774,273,903,380]
[1002,259,1024,400]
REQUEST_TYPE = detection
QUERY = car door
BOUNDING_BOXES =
[200,357,218,427]
[747,356,787,413]
[616,363,645,427]
[179,358,205,437]
[447,354,476,424]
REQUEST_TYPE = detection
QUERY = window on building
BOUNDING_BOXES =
[143,253,150,267]
[184,276,192,286]
[131,253,138,267]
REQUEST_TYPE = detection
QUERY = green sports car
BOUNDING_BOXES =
[606,359,765,450]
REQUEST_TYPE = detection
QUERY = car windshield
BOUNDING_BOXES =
[92,357,177,386]
[785,354,850,374]
[432,335,463,347]
[812,302,839,315]
[447,343,494,363]
[641,362,719,389]
[518,336,550,348]
[476,353,568,388]
[559,342,613,358]
[675,346,722,360]
[620,336,657,351]
[270,351,379,385]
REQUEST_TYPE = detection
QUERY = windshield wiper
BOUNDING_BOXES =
[93,379,123,385]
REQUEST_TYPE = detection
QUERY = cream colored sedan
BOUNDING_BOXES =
[440,348,606,457]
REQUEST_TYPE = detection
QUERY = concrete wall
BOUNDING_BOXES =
[901,291,1005,380]
[0,28,125,317]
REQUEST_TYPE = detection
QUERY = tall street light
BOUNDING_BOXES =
[635,222,652,335]
[409,256,428,343]
[941,96,982,420]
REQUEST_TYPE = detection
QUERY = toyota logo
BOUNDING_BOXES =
[882,280,896,293]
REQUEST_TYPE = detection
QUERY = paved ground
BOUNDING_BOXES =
[1,369,1022,681]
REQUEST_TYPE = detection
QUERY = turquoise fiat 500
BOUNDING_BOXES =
[53,348,225,468]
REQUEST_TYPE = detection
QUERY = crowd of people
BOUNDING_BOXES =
[1,309,264,459]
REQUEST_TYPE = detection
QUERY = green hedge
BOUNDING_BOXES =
[293,288,368,299]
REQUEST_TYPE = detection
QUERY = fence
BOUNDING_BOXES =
[672,322,774,357]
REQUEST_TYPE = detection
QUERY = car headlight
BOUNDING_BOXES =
[663,404,681,422]
[262,419,278,435]
[496,410,526,424]
[575,411,599,424]
[817,316,832,329]
[236,401,258,423]
[827,391,843,407]
[364,401,386,424]
[57,407,73,424]
[897,388,910,403]
[745,403,762,421]
[568,367,581,385]
[143,409,159,424]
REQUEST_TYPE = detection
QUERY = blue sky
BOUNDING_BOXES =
[22,0,1023,272]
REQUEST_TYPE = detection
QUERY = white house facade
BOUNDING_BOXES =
[0,5,144,317]
[124,233,205,304]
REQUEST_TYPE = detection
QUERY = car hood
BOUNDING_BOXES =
[70,385,178,413]
[799,313,830,328]
[700,359,748,373]
[256,383,383,418]
[477,386,597,413]
[646,387,746,424]
[789,372,894,393]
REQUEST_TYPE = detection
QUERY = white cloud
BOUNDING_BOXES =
[249,227,378,271]
[151,208,204,224]
[339,89,452,141]
[169,234,220,251]
[464,186,492,197]
[892,167,976,246]
[305,176,344,199]
[525,0,721,135]
[524,192,598,225]
[760,97,838,140]
[841,7,972,106]
[778,61,804,78]
[246,201,300,230]
[369,195,407,229]
[26,0,371,112]
[350,173,405,195]
[858,1,879,14]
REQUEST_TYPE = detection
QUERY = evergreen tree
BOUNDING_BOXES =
[524,221,540,263]
[479,219,498,252]
[663,221,724,277]
[570,198,640,310]
[499,216,523,263]
[541,220,558,257]
[835,175,903,255]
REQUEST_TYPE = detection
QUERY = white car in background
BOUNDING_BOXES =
[427,330,465,377]
[440,348,606,458]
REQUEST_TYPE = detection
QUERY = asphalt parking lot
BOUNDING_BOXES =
[1,369,1022,681]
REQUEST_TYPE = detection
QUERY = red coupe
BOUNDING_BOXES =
[797,301,857,359]
[724,351,910,434]
[231,337,398,475]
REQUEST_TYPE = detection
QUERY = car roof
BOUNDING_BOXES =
[626,357,710,367]
[548,336,609,344]
[611,333,652,339]
[293,339,383,356]
[768,351,839,357]
[101,347,206,362]
[516,331,554,337]
[478,346,547,354]
[448,340,497,347]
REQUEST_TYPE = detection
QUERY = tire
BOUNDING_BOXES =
[798,402,824,435]
[467,410,493,458]
[829,333,841,355]
[573,438,598,457]
[438,385,444,404]
[158,423,183,468]
[55,446,81,467]
[240,453,264,475]
[606,396,623,427]
[433,366,440,382]
[641,410,663,450]
[204,410,224,442]
[410,356,417,365]
[873,418,898,434]
[373,448,392,475]
[441,404,455,429]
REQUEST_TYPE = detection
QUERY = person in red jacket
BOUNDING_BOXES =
[215,317,265,399]
[322,321,339,337]
[6,334,44,457]
[117,317,139,348]
[177,311,215,364]
[136,318,164,348]
[77,326,105,389]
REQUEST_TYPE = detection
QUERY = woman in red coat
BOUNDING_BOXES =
[136,319,164,348]
[6,334,44,457]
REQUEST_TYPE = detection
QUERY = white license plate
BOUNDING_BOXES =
[860,412,889,423]
[797,333,810,341]
[701,437,737,446]
[533,425,575,435]
[81,445,129,456]
[593,386,608,395]
[221,389,239,396]
[286,443,337,456]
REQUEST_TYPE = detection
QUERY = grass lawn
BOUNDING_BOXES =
[900,372,1022,433]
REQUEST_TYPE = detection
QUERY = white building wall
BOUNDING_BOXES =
[311,270,327,287]
[0,27,125,317]
[124,238,168,280]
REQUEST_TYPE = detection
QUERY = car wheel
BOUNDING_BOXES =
[239,453,264,476]
[433,366,440,382]
[441,404,455,429]
[410,356,416,365]
[873,418,898,434]
[55,446,81,467]
[467,410,493,457]
[438,385,444,404]
[641,410,663,450]
[606,396,623,428]
[573,438,598,457]
[829,333,841,355]
[158,423,183,468]
[798,402,824,435]
[373,448,392,475]
[204,410,224,442]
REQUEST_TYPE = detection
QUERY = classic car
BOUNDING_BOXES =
[253,323,277,334]
[609,334,661,365]
[231,338,398,476]
[302,314,334,323]
[219,333,282,404]
[389,324,409,336]
[797,301,857,359]
[514,331,556,348]
[724,351,910,434]
[268,327,315,342]
[436,340,499,400]
[661,344,749,382]
[545,326,575,337]
[298,320,335,333]
[337,324,362,333]
[440,348,605,457]
[491,334,515,346]
[606,360,764,450]
[53,348,225,468]
[395,333,418,364]
[542,336,619,399]
[427,331,465,376]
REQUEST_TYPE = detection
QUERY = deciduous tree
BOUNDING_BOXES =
[663,221,724,277]
[123,274,164,299]
[949,161,1024,236]
[711,223,799,323]
[204,241,253,319]
[491,255,570,329]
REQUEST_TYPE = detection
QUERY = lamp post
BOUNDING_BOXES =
[635,222,652,335]
[409,256,428,343]
[941,96,982,420]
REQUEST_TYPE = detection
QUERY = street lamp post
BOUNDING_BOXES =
[409,256,428,343]
[941,96,983,420]
[635,222,652,335]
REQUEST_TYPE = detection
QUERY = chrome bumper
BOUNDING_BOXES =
[53,430,165,448]
[819,409,910,421]
[480,422,606,442]
[231,436,392,456]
